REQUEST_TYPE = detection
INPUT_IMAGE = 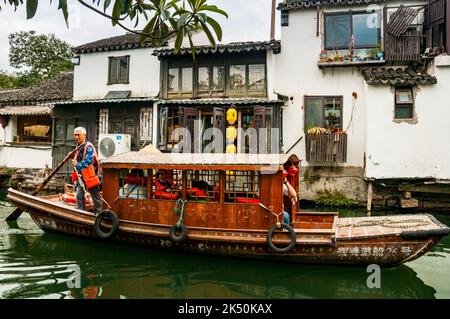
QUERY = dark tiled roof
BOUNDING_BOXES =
[0,72,73,105]
[158,98,283,106]
[73,33,153,54]
[362,68,437,86]
[57,97,158,105]
[153,40,281,57]
[278,0,386,11]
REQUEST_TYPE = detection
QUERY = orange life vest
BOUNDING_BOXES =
[73,142,101,189]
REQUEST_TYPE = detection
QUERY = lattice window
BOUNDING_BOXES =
[118,169,148,200]
[99,108,109,134]
[225,171,260,203]
[139,107,153,141]
[187,170,220,202]
[152,169,182,201]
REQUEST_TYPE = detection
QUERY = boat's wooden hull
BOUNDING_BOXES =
[8,188,449,267]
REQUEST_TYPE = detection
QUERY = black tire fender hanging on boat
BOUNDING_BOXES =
[169,223,188,243]
[267,224,297,253]
[94,210,119,239]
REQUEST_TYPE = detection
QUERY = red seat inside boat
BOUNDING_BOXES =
[236,197,260,204]
[125,174,148,185]
[187,187,207,198]
[153,190,178,200]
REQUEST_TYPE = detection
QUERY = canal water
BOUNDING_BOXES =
[0,200,449,299]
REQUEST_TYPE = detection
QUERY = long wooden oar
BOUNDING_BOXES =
[4,144,83,221]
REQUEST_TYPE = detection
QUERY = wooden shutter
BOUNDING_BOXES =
[180,107,198,152]
[159,107,168,147]
[385,5,420,36]
[213,107,225,153]
[254,106,266,154]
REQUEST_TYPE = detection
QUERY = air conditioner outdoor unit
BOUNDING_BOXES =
[98,133,131,160]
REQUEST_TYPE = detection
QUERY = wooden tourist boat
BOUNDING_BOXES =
[7,153,450,266]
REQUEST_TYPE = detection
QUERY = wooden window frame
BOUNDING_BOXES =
[16,115,52,144]
[224,170,260,205]
[324,10,382,50]
[394,87,414,120]
[159,107,182,150]
[167,63,194,99]
[108,55,130,85]
[163,54,267,99]
[304,96,344,131]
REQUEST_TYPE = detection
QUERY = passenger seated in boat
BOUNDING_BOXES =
[188,180,211,201]
[153,169,181,200]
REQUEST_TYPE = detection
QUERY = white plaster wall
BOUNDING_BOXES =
[73,48,160,100]
[0,116,16,144]
[0,116,52,169]
[274,8,368,167]
[274,0,426,167]
[266,51,278,101]
[365,56,450,179]
[0,146,52,169]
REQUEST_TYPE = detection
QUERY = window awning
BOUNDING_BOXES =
[158,98,284,106]
[104,90,131,99]
[0,105,52,116]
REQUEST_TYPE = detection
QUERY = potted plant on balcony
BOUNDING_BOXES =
[319,50,329,63]
[307,127,327,134]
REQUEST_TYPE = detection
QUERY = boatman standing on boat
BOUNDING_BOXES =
[72,127,102,214]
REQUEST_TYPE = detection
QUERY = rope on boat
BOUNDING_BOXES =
[338,218,431,229]
[174,198,188,227]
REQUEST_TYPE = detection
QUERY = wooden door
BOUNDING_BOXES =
[180,107,199,153]
[212,107,225,153]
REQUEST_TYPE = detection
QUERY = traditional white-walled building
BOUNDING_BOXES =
[52,33,161,174]
[275,0,450,208]
[0,72,73,169]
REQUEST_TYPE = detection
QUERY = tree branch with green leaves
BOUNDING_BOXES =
[1,0,228,52]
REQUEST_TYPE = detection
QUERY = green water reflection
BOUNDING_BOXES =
[0,204,449,299]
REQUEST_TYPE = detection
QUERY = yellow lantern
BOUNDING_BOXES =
[226,126,237,141]
[226,144,237,154]
[226,107,237,125]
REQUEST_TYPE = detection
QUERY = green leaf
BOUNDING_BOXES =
[177,12,190,29]
[206,16,222,41]
[187,31,196,61]
[58,0,69,28]
[199,5,228,18]
[103,0,112,12]
[26,0,38,19]
[140,15,158,42]
[199,20,216,48]
[112,0,121,26]
[198,12,207,24]
[174,29,184,52]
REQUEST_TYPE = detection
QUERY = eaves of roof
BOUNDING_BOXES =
[278,0,387,11]
[153,40,281,57]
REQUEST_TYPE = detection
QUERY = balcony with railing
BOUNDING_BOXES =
[383,5,425,63]
[305,133,347,164]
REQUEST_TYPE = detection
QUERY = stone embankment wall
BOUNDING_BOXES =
[0,167,65,194]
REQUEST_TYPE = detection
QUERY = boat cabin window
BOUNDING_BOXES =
[187,170,220,202]
[118,169,149,200]
[152,169,182,200]
[225,170,260,204]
